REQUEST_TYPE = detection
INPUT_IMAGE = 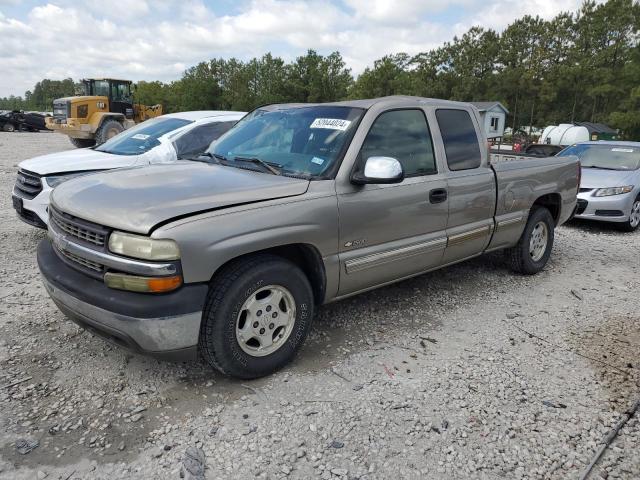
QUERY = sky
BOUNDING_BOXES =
[0,0,588,98]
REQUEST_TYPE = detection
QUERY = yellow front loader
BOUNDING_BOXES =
[45,79,163,148]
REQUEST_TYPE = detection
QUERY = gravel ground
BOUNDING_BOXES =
[0,131,638,480]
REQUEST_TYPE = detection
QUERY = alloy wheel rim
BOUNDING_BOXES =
[235,285,296,357]
[630,201,640,228]
[529,221,548,262]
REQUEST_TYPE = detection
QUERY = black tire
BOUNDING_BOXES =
[2,123,15,132]
[69,137,96,148]
[615,195,640,232]
[506,206,555,275]
[199,254,315,379]
[95,119,124,145]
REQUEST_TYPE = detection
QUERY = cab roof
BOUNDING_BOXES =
[259,95,477,111]
[161,111,246,122]
[82,78,131,83]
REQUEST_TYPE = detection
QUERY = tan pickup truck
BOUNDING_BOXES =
[37,96,580,378]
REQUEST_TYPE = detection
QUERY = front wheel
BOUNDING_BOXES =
[199,254,314,379]
[69,137,96,148]
[95,119,124,145]
[2,123,15,132]
[616,196,640,232]
[506,206,555,275]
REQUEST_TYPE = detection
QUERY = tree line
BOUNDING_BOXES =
[2,0,638,138]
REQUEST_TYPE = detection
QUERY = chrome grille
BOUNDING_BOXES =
[50,208,106,247]
[57,246,103,272]
[14,170,43,199]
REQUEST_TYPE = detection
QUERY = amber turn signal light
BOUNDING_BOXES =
[104,272,182,293]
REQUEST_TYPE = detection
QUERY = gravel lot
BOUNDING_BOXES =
[0,131,638,480]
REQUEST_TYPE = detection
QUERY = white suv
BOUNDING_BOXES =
[12,110,245,228]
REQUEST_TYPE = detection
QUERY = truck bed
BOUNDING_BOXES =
[486,155,580,251]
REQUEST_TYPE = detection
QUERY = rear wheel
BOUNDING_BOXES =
[199,254,314,379]
[506,206,555,275]
[69,137,96,148]
[617,196,640,232]
[95,119,124,145]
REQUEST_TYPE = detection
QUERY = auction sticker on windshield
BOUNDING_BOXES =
[131,134,150,140]
[310,118,352,131]
[611,148,634,153]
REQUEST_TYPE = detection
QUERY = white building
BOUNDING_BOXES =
[471,102,509,139]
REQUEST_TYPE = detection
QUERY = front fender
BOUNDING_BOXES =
[152,182,340,291]
[90,112,124,131]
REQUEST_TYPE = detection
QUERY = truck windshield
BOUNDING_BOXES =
[558,144,640,171]
[95,117,191,155]
[208,106,364,177]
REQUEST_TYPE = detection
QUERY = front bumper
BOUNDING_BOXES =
[574,191,633,223]
[37,239,208,360]
[45,118,94,139]
[13,185,51,229]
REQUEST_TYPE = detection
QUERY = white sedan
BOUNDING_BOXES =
[12,110,245,228]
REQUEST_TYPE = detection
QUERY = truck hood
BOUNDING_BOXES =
[580,167,638,189]
[19,148,138,176]
[51,162,310,234]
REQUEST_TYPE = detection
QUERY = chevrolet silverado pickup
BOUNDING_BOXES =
[37,96,580,379]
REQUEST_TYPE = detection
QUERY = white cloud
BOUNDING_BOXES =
[344,0,473,24]
[0,0,591,98]
[467,0,587,31]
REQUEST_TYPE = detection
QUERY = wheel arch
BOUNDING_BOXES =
[531,193,561,225]
[89,112,125,131]
[209,243,327,306]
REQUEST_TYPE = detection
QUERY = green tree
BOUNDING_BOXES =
[350,54,413,98]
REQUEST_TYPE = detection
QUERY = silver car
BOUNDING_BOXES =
[557,141,640,231]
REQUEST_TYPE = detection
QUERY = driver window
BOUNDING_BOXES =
[359,109,437,177]
[110,83,129,102]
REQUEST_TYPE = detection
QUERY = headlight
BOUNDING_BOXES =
[45,172,91,188]
[108,231,180,260]
[593,186,633,197]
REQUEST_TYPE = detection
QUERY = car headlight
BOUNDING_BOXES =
[593,186,633,197]
[108,231,180,260]
[45,172,92,188]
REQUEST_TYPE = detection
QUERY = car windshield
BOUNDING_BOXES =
[95,117,192,155]
[208,106,364,177]
[558,144,640,171]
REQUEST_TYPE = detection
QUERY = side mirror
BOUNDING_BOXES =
[351,156,404,185]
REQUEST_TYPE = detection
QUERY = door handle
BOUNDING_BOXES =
[429,188,448,204]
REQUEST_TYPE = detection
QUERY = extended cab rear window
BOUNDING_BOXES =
[435,109,481,171]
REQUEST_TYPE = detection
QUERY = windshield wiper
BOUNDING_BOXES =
[212,153,228,162]
[583,165,619,170]
[181,152,220,163]
[233,156,282,175]
[211,153,283,175]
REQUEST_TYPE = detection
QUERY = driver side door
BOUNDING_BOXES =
[336,108,449,296]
